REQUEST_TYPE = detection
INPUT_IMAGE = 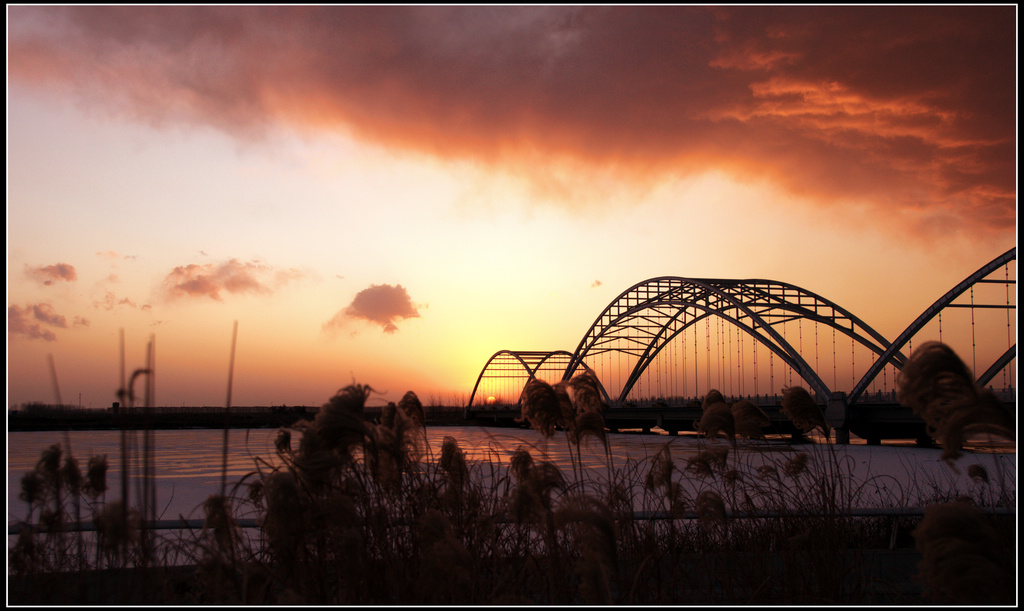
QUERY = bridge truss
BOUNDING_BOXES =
[467,248,1016,411]
[849,246,1017,404]
[562,278,897,404]
[467,350,610,409]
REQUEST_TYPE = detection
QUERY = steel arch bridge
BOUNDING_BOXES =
[561,277,897,404]
[848,246,1017,405]
[467,247,1016,417]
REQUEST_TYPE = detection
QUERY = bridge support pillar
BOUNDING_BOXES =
[834,427,850,445]
[825,392,850,445]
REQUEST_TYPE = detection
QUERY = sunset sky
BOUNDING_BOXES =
[6,6,1017,410]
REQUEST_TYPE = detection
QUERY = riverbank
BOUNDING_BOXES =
[7,548,930,605]
[6,405,476,432]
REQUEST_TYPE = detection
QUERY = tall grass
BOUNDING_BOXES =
[8,344,1016,604]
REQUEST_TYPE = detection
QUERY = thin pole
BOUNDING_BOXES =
[119,330,129,529]
[221,321,238,497]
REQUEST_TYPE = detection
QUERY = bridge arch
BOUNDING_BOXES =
[563,278,899,405]
[467,349,610,409]
[848,246,1017,404]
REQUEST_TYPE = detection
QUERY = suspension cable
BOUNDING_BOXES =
[832,325,837,390]
[705,316,711,392]
[728,318,734,397]
[694,320,699,399]
[753,327,759,398]
[971,285,977,376]
[1006,262,1011,389]
[815,323,820,384]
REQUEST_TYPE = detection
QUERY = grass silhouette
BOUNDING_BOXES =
[7,344,1016,604]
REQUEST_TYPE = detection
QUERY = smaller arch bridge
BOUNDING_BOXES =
[466,350,610,411]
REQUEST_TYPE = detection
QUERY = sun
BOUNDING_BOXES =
[486,396,496,405]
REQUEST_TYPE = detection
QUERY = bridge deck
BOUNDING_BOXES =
[464,401,968,445]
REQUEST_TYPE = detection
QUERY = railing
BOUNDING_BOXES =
[9,505,1016,536]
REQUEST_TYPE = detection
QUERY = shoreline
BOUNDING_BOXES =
[6,406,479,432]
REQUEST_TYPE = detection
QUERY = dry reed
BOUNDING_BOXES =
[9,343,1016,605]
[912,500,1015,604]
[731,399,771,439]
[781,385,830,438]
[696,401,735,441]
[897,341,1015,464]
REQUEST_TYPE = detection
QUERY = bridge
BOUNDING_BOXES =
[465,247,1016,444]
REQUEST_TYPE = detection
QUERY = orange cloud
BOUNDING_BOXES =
[324,283,421,334]
[8,303,69,341]
[93,292,147,311]
[162,258,302,301]
[7,6,1015,237]
[26,262,77,285]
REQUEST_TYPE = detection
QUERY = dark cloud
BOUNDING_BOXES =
[324,283,421,334]
[8,303,69,341]
[26,262,77,285]
[7,6,1016,236]
[162,258,302,301]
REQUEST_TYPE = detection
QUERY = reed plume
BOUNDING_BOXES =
[368,403,421,491]
[274,429,292,455]
[37,444,63,489]
[60,455,83,497]
[644,443,686,515]
[554,495,618,605]
[731,399,770,439]
[696,489,728,529]
[84,455,109,499]
[8,526,41,575]
[897,341,1015,464]
[19,471,44,508]
[414,510,472,604]
[517,377,573,437]
[380,401,398,428]
[508,451,565,525]
[313,383,375,461]
[571,409,607,447]
[567,368,604,414]
[966,464,989,485]
[398,390,425,428]
[782,452,810,477]
[201,494,239,558]
[510,446,535,482]
[696,401,735,441]
[291,425,342,491]
[685,447,730,479]
[644,443,674,491]
[702,389,726,410]
[912,501,1015,604]
[781,385,830,437]
[93,499,140,556]
[260,470,303,562]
